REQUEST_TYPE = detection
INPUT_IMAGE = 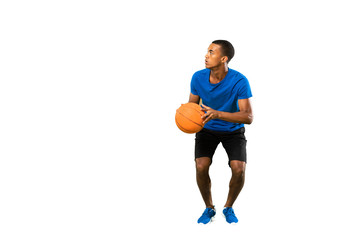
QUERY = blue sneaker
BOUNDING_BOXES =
[197,207,216,224]
[223,207,238,224]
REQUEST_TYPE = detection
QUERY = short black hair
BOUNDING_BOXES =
[212,40,235,63]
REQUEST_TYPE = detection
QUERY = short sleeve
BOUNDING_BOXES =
[190,73,199,95]
[237,77,253,99]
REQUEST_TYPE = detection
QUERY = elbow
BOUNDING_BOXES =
[246,114,253,125]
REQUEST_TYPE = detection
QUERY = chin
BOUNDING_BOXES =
[206,65,215,70]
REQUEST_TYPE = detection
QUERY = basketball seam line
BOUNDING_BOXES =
[175,118,192,133]
[176,110,203,128]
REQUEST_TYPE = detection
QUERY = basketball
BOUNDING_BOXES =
[175,103,205,133]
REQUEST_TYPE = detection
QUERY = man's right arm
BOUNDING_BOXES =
[188,93,200,104]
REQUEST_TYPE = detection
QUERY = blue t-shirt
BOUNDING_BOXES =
[191,68,252,132]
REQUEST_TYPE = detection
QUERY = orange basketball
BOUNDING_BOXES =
[175,103,205,133]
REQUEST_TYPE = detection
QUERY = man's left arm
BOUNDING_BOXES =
[201,98,253,124]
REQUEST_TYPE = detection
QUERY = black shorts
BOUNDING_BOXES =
[195,127,247,166]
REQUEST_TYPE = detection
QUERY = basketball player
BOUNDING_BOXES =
[188,40,253,224]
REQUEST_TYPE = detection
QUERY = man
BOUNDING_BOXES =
[188,40,253,224]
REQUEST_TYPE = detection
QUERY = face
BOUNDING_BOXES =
[205,43,227,69]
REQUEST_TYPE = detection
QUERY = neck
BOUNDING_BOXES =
[210,64,228,82]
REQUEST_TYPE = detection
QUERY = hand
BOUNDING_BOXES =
[201,104,220,124]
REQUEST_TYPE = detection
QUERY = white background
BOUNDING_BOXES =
[1,0,360,239]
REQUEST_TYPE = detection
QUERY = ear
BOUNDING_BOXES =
[221,56,228,63]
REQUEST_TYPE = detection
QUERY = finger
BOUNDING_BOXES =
[203,113,213,124]
[201,104,209,111]
[203,116,211,124]
[201,112,210,119]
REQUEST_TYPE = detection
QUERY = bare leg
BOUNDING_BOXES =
[195,157,214,209]
[224,160,246,208]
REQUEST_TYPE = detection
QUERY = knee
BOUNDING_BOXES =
[196,157,211,173]
[230,161,246,177]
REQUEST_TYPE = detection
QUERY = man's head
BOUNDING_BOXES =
[205,40,235,69]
